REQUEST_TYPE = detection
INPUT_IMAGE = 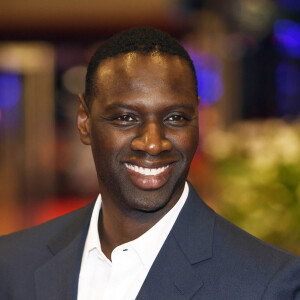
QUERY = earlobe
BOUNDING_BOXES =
[77,93,91,145]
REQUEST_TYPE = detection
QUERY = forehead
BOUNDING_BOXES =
[95,52,196,101]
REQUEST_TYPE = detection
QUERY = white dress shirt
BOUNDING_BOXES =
[77,182,189,300]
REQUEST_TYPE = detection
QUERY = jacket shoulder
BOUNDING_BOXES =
[0,202,94,300]
[0,202,94,259]
[214,212,299,263]
[212,213,300,298]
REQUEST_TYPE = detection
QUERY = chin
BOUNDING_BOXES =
[123,178,185,213]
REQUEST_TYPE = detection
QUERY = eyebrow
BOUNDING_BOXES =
[104,102,196,111]
[105,103,135,110]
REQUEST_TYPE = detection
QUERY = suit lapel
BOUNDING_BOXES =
[136,234,204,300]
[35,202,95,300]
[137,183,215,300]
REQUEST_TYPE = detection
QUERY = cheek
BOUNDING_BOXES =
[90,127,114,167]
[170,129,199,158]
[90,126,133,162]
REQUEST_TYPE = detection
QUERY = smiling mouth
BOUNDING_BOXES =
[123,162,174,189]
[124,163,169,176]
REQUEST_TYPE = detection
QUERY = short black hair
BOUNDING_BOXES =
[84,27,198,108]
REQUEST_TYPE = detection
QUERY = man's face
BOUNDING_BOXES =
[78,52,199,216]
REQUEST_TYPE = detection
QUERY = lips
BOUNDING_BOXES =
[123,162,174,190]
[124,163,169,176]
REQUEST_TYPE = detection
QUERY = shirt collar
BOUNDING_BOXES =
[81,193,102,267]
[129,182,189,271]
[81,182,189,270]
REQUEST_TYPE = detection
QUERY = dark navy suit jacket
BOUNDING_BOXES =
[1,183,300,299]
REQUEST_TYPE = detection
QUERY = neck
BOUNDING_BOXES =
[97,183,185,260]
[98,205,166,260]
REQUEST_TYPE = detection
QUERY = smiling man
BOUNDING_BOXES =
[77,48,199,262]
[1,27,300,300]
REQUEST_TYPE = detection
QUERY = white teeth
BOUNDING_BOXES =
[124,163,169,176]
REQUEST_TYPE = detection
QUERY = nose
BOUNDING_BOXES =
[131,121,172,155]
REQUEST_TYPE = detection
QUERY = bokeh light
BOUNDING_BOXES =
[0,73,22,109]
[274,19,300,58]
[276,63,300,96]
[62,65,87,95]
[276,62,300,116]
[188,51,224,105]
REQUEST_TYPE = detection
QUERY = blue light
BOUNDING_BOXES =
[274,20,300,58]
[276,0,300,11]
[196,68,223,105]
[0,74,22,109]
[276,62,300,116]
[188,51,224,106]
[276,63,300,96]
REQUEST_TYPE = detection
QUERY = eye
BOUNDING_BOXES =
[115,115,135,122]
[166,115,185,122]
[111,114,138,126]
[164,113,190,127]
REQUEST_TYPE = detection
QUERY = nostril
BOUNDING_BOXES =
[131,136,172,155]
[131,121,172,154]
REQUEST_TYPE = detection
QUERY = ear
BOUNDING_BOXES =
[77,93,91,145]
[197,96,200,105]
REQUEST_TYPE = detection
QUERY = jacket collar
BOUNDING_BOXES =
[137,182,215,300]
[172,182,215,264]
[35,202,95,300]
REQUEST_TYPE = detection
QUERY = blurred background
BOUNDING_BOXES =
[1,0,300,255]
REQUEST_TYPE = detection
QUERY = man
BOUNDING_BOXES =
[0,27,300,300]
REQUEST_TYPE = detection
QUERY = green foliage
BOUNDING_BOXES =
[203,120,300,255]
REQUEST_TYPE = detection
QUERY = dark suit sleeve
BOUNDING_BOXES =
[262,258,300,299]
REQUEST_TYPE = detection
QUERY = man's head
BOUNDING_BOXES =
[84,27,198,110]
[77,27,199,219]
